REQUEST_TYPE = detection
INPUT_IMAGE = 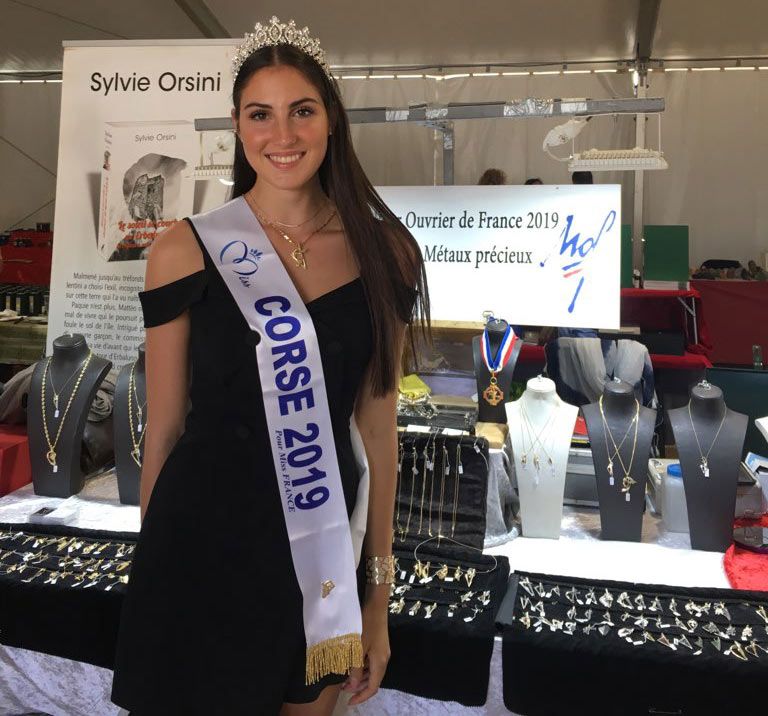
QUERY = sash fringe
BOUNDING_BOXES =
[305,632,364,685]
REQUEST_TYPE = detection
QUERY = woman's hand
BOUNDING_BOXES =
[342,587,390,706]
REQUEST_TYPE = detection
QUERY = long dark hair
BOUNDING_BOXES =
[232,44,429,397]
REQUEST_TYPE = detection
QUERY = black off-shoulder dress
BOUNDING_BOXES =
[111,228,373,715]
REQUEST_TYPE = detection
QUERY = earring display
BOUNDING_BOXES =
[503,571,768,716]
[0,527,134,593]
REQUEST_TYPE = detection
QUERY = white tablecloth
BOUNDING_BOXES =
[0,471,729,716]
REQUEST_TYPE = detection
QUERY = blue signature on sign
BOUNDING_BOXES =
[540,210,616,313]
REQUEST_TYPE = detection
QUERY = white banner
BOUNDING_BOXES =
[378,185,621,328]
[50,41,235,364]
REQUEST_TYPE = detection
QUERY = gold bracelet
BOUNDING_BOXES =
[365,555,396,585]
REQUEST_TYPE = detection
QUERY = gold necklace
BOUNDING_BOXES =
[128,361,147,467]
[451,442,463,537]
[687,401,727,478]
[245,193,337,269]
[47,354,89,418]
[598,395,640,500]
[598,395,639,486]
[519,403,557,477]
[249,196,327,228]
[41,350,93,473]
[130,360,147,433]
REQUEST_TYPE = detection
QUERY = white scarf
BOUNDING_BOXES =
[191,196,364,684]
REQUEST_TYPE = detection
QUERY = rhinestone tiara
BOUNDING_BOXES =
[231,16,332,80]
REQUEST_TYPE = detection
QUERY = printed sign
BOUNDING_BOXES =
[378,185,621,328]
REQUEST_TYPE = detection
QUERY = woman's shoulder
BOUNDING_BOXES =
[144,219,206,292]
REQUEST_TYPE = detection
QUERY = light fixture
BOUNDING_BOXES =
[396,74,424,79]
[218,178,234,186]
[594,69,617,74]
[472,72,499,77]
[21,79,45,83]
[369,74,395,79]
[563,70,590,75]
[0,79,22,83]
[502,71,530,76]
[45,79,63,83]
[533,70,560,75]
[340,75,367,80]
[442,73,470,79]
[664,68,688,72]
[569,148,668,172]
[724,66,755,71]
[692,67,721,72]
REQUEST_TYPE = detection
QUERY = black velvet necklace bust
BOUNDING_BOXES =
[473,318,522,424]
[582,380,656,542]
[27,333,112,497]
[114,343,146,505]
[668,383,747,552]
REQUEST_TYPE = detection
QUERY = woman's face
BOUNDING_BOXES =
[234,64,330,192]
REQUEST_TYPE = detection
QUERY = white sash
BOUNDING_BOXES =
[191,196,363,684]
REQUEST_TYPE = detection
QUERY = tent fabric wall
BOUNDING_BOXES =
[0,83,61,232]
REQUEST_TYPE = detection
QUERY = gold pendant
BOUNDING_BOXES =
[130,447,142,467]
[46,448,57,467]
[483,373,504,406]
[290,245,307,269]
[321,580,335,598]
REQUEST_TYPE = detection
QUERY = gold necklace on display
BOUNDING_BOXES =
[245,193,336,269]
[598,395,640,500]
[47,354,89,419]
[128,361,147,467]
[519,403,557,478]
[598,395,639,486]
[687,402,727,478]
[41,351,93,473]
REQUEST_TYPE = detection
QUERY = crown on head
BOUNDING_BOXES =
[232,16,332,80]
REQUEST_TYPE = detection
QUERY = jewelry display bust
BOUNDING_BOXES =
[27,333,112,497]
[473,317,522,424]
[582,380,656,542]
[506,376,578,539]
[669,382,747,552]
[114,343,147,505]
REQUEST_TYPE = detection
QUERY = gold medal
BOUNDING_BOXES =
[482,372,504,406]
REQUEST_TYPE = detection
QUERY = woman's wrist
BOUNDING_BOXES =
[364,582,391,609]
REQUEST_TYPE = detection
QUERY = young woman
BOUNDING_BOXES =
[111,17,428,716]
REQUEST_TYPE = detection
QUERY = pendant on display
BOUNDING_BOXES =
[46,448,58,473]
[483,373,504,406]
[130,448,142,468]
[607,460,614,485]
[53,394,60,419]
[622,475,636,502]
[700,457,710,477]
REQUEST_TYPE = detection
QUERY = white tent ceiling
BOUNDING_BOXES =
[3,0,768,74]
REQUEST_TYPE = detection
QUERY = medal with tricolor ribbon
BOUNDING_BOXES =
[481,318,517,406]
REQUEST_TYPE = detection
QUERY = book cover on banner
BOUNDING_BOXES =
[97,120,197,262]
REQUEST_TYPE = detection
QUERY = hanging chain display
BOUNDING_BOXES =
[47,353,90,419]
[128,361,148,468]
[687,401,727,478]
[40,351,93,473]
[598,395,640,501]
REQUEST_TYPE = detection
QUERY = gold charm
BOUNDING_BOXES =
[321,580,335,598]
[454,564,463,581]
[46,448,57,467]
[130,448,142,467]
[464,567,477,588]
[482,373,504,406]
[290,246,307,269]
[435,563,449,580]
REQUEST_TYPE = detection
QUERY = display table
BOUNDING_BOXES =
[691,279,768,365]
[0,470,735,716]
